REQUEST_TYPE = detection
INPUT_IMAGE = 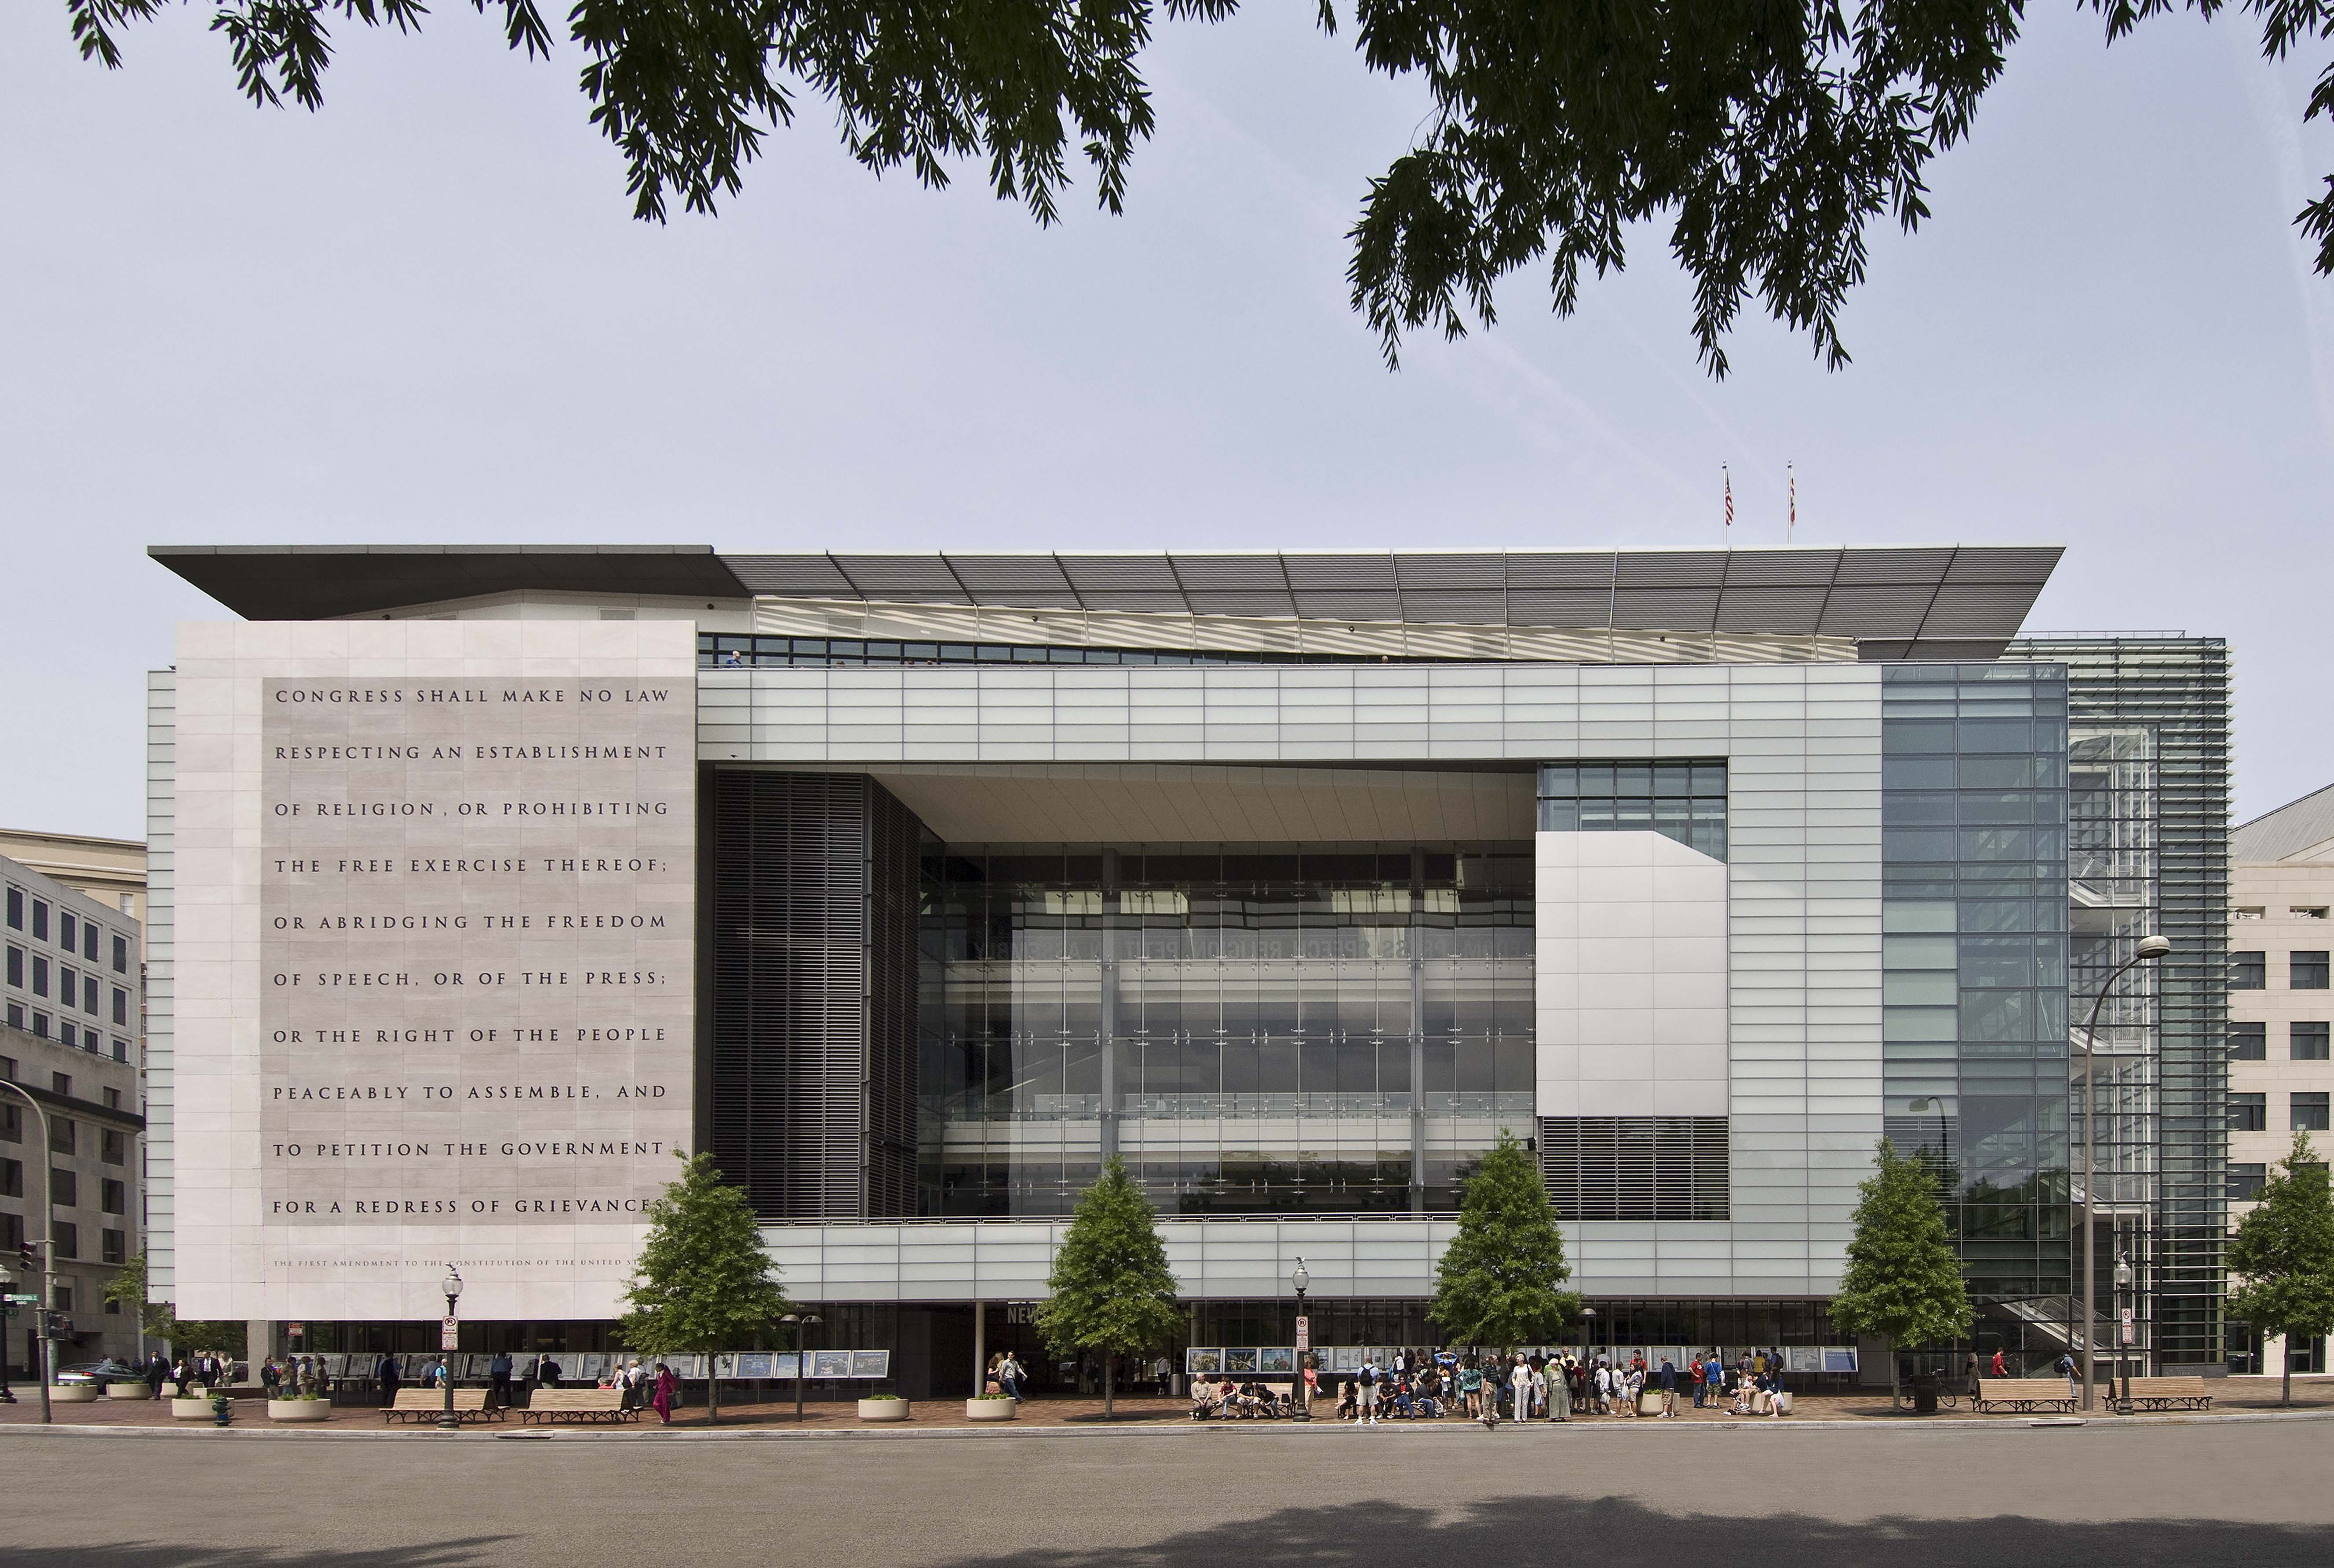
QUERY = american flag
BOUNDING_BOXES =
[1723,466,1732,531]
[1788,462,1796,541]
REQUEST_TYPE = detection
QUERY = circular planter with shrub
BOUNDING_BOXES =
[51,1383,101,1404]
[171,1390,214,1420]
[965,1395,1017,1422]
[268,1398,332,1422]
[106,1382,154,1400]
[856,1397,909,1422]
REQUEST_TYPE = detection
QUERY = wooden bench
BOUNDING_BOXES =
[1190,1380,1294,1419]
[519,1388,638,1425]
[1972,1377,2078,1414]
[383,1388,503,1424]
[2117,1376,2214,1413]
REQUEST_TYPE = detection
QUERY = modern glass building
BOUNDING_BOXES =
[140,545,2229,1393]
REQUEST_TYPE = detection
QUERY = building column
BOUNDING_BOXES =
[973,1301,986,1392]
[246,1319,273,1378]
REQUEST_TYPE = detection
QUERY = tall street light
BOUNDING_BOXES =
[2115,1251,2134,1411]
[438,1266,463,1432]
[0,1082,55,1426]
[1290,1259,1310,1420]
[2079,933,2170,1411]
[783,1312,822,1422]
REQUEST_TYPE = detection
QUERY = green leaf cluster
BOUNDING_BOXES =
[2228,1132,2334,1405]
[1828,1138,1972,1384]
[616,1151,792,1360]
[1033,1155,1182,1365]
[62,1,2334,375]
[1429,1129,1579,1349]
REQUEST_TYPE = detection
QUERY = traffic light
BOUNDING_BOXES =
[15,1243,30,1274]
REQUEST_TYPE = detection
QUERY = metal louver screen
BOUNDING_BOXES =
[711,771,924,1220]
[1539,1116,1729,1221]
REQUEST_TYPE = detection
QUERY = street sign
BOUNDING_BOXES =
[1295,1316,1310,1350]
[3,1294,36,1305]
[441,1316,460,1351]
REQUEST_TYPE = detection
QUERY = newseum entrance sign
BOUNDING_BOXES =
[168,622,696,1322]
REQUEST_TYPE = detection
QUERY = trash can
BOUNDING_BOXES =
[1910,1371,1939,1414]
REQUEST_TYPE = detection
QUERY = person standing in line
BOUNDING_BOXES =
[375,1351,400,1408]
[1550,1356,1572,1421]
[1356,1357,1380,1426]
[1509,1356,1534,1425]
[489,1350,513,1411]
[145,1352,169,1399]
[1658,1358,1678,1418]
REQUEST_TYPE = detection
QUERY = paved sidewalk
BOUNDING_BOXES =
[6,1377,2330,1433]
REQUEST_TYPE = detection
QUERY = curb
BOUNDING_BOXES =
[2,1407,2330,1441]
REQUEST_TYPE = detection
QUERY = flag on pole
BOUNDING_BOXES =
[1787,462,1796,543]
[1723,465,1732,535]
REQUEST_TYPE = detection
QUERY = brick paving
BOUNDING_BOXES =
[4,1376,2332,1430]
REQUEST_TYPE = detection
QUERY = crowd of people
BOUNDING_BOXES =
[1188,1347,1803,1422]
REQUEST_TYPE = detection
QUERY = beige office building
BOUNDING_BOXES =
[0,830,146,928]
[2229,785,2334,1377]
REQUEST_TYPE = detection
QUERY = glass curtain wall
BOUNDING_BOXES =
[918,845,1535,1216]
[1881,664,2074,1315]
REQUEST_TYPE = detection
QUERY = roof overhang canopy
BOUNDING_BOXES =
[148,544,751,620]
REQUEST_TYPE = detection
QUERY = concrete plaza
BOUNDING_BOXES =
[3,1413,2330,1567]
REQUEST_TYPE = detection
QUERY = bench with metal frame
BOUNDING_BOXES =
[383,1388,503,1424]
[2116,1376,2214,1413]
[1971,1377,2079,1415]
[519,1388,640,1425]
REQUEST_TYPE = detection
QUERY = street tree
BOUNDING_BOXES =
[1033,1154,1182,1417]
[102,1252,244,1358]
[616,1150,793,1424]
[2228,1131,2334,1408]
[56,1,2334,374]
[1430,1128,1579,1351]
[1828,1137,1973,1408]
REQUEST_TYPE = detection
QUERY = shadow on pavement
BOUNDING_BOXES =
[935,1496,2331,1568]
[2,1537,517,1568]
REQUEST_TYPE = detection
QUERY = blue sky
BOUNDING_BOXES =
[2,5,2327,837]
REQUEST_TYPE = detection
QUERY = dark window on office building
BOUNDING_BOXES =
[112,988,127,1025]
[112,934,128,973]
[101,1228,126,1265]
[2228,1163,2268,1201]
[2232,952,2265,990]
[4,887,18,929]
[4,945,18,986]
[101,1129,124,1165]
[2293,1093,2331,1132]
[0,1157,18,1197]
[2232,1093,2268,1132]
[2294,1023,2331,1061]
[51,1169,77,1207]
[2230,1022,2268,1060]
[31,955,47,998]
[49,1117,73,1156]
[51,1221,75,1260]
[2295,952,2331,989]
[100,1178,126,1214]
[30,900,47,941]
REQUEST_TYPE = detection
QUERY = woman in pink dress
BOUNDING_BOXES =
[651,1362,677,1424]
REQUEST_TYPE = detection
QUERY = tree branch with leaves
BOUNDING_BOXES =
[615,1150,793,1424]
[2228,1131,2334,1409]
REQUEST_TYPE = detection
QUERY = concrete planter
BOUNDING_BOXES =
[965,1398,1017,1421]
[1637,1390,1665,1416]
[857,1398,909,1422]
[106,1382,155,1400]
[51,1384,100,1403]
[268,1399,332,1422]
[171,1397,215,1419]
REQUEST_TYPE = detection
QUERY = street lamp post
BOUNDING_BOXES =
[1579,1306,1596,1375]
[438,1266,463,1432]
[2114,1251,2134,1412]
[0,1082,56,1426]
[0,1266,12,1405]
[1290,1260,1310,1420]
[2079,933,2170,1411]
[783,1312,822,1422]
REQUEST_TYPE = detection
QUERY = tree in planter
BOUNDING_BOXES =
[1430,1129,1580,1356]
[616,1151,793,1425]
[1033,1155,1182,1418]
[1829,1138,1973,1409]
[2228,1131,2334,1409]
[101,1251,178,1346]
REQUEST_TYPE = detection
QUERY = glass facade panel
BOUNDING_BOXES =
[1882,664,2071,1308]
[918,844,1535,1216]
[1536,760,1726,859]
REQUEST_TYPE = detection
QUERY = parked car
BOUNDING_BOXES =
[54,1359,145,1387]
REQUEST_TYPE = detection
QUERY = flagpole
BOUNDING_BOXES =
[1787,462,1795,545]
[1722,464,1732,547]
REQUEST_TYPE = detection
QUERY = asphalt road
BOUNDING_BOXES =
[4,1420,2330,1568]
